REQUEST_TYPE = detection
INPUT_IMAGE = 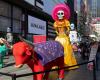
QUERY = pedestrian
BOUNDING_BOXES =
[96,41,100,70]
[5,27,13,57]
[87,41,98,70]
[79,42,90,60]
[0,38,10,68]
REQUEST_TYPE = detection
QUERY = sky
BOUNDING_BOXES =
[43,0,65,15]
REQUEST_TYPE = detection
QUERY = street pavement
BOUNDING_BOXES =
[0,54,99,80]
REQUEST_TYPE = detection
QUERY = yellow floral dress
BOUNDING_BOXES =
[54,19,78,69]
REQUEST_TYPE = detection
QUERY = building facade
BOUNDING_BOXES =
[0,0,58,43]
[87,0,100,40]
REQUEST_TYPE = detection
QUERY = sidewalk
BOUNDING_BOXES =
[0,55,99,80]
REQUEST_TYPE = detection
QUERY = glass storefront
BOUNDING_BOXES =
[0,0,55,41]
[13,6,22,33]
[47,22,56,40]
[0,1,22,33]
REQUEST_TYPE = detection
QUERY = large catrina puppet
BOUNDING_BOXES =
[52,4,78,69]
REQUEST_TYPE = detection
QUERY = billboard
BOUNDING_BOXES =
[28,15,46,35]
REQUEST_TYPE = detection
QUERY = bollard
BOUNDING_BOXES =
[93,60,96,80]
[12,74,16,80]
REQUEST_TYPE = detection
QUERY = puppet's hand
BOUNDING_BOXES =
[65,31,69,36]
[0,38,11,49]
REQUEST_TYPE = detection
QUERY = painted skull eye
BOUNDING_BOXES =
[61,12,63,15]
[57,12,64,15]
[57,13,60,15]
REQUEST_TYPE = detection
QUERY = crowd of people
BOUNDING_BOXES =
[72,40,100,70]
[0,34,20,68]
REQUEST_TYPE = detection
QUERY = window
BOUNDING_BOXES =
[0,1,11,17]
[13,6,22,33]
[0,1,22,33]
[13,6,22,20]
[13,20,21,33]
[0,16,11,32]
[0,1,11,32]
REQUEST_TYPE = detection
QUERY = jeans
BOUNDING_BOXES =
[96,52,100,70]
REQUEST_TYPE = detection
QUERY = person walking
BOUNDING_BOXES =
[0,38,10,68]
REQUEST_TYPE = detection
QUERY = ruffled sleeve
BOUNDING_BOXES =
[65,20,70,32]
[53,22,58,34]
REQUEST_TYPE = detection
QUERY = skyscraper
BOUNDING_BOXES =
[87,0,100,18]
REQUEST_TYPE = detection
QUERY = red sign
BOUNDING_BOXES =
[33,35,46,43]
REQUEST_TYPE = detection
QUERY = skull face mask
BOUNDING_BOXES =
[57,10,64,20]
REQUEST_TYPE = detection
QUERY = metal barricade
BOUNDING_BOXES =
[0,60,96,80]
